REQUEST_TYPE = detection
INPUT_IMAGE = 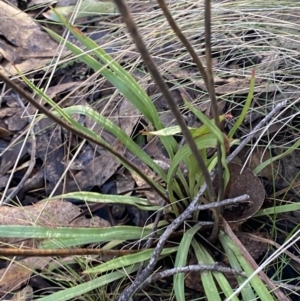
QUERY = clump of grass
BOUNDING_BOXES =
[1,1,300,301]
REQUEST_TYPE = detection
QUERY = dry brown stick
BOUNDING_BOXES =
[156,0,222,242]
[221,217,290,301]
[0,71,169,204]
[156,0,208,86]
[0,248,139,257]
[204,0,224,240]
[239,232,300,267]
[113,0,215,204]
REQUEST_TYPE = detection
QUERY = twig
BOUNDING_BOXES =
[113,0,216,205]
[0,71,170,204]
[1,94,36,204]
[272,282,300,292]
[136,208,163,277]
[237,232,300,267]
[195,194,249,211]
[135,195,249,278]
[117,182,209,301]
[119,177,248,300]
[226,99,288,164]
[156,0,208,87]
[149,263,246,283]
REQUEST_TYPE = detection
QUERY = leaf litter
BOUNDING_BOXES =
[0,0,300,299]
[0,1,64,75]
[0,199,109,296]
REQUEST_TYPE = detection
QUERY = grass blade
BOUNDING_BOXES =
[219,231,275,301]
[192,240,222,301]
[228,69,256,139]
[84,247,178,274]
[174,224,201,300]
[37,264,139,301]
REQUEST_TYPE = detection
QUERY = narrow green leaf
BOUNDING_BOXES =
[255,203,300,216]
[40,222,166,249]
[174,224,201,300]
[85,247,178,274]
[192,240,222,301]
[37,264,139,301]
[219,232,255,301]
[19,72,73,125]
[219,231,275,301]
[44,0,118,22]
[228,69,256,138]
[167,133,218,208]
[143,125,185,136]
[184,100,230,189]
[167,133,218,198]
[59,105,167,181]
[0,225,160,248]
[20,87,165,195]
[50,191,161,211]
[254,138,300,175]
[45,12,177,158]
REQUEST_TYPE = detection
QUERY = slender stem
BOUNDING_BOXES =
[204,0,224,241]
[157,0,225,241]
[156,0,208,87]
[113,0,216,204]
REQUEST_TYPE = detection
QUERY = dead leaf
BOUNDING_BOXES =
[115,170,135,195]
[0,257,49,296]
[147,83,181,128]
[0,175,10,189]
[185,256,203,292]
[42,126,65,195]
[275,147,300,194]
[63,144,95,171]
[46,82,82,100]
[0,199,110,228]
[222,162,265,227]
[11,285,33,301]
[0,138,29,176]
[65,140,125,192]
[16,168,44,201]
[0,123,13,138]
[6,109,29,131]
[0,1,62,75]
[0,107,19,118]
[126,153,166,206]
